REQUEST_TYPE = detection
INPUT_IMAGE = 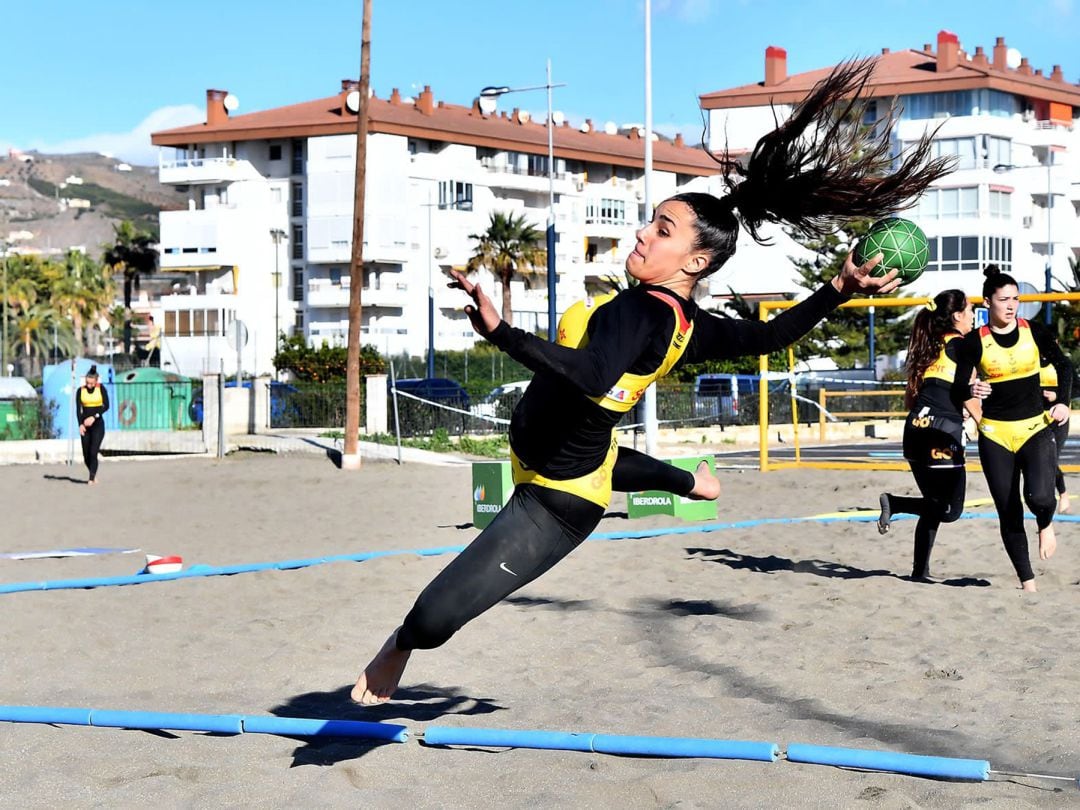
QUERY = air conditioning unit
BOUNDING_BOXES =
[574,180,585,192]
[433,247,447,259]
[1022,216,1033,228]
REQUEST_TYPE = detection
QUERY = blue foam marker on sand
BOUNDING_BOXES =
[423,726,778,761]
[0,705,93,726]
[242,716,408,742]
[786,743,989,781]
[90,710,245,735]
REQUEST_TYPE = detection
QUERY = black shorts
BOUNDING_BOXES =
[902,411,965,469]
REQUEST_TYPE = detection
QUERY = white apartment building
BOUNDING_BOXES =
[701,31,1080,302]
[149,85,724,377]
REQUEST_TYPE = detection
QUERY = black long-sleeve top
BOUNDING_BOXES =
[489,281,848,479]
[950,321,1071,422]
[76,384,110,423]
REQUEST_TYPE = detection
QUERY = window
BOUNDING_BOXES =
[900,90,1021,120]
[291,182,303,217]
[291,139,304,174]
[438,180,473,210]
[294,310,304,335]
[269,144,282,161]
[926,235,1012,272]
[989,190,1011,219]
[986,136,1011,168]
[932,138,977,170]
[291,225,304,260]
[292,267,304,302]
[585,198,627,225]
[528,154,549,177]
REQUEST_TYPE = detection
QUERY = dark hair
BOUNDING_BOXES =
[86,365,99,379]
[904,289,968,407]
[672,59,953,280]
[981,263,1018,300]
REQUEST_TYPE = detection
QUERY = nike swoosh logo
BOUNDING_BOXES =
[499,562,518,576]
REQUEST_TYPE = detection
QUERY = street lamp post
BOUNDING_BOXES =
[269,228,287,379]
[993,156,1055,324]
[479,65,566,341]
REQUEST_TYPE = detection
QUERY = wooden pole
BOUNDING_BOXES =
[342,0,372,470]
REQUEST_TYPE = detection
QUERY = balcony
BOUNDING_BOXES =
[307,279,408,309]
[479,158,578,194]
[158,155,261,186]
[159,207,246,269]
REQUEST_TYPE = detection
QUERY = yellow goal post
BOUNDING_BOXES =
[756,291,1080,472]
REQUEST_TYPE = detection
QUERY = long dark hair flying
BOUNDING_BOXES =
[672,59,954,279]
[904,289,968,407]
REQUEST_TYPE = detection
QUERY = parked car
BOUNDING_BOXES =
[390,378,470,409]
[472,379,530,419]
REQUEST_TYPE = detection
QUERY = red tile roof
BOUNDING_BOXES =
[151,88,721,176]
[701,45,1080,109]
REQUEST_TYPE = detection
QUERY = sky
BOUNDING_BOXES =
[2,0,1077,166]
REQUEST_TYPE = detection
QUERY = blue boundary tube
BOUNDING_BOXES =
[5,512,1070,595]
[0,705,407,743]
[423,726,778,761]
[786,743,989,781]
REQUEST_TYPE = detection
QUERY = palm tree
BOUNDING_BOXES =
[103,220,157,353]
[47,252,114,355]
[466,212,546,326]
[11,304,76,377]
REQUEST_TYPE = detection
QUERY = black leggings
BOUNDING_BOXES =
[886,464,966,579]
[397,484,605,651]
[979,428,1058,583]
[1051,418,1069,495]
[611,446,695,496]
[80,421,105,481]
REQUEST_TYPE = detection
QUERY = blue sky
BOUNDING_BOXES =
[2,0,1077,165]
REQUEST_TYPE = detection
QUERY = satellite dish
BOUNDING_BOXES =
[478,95,498,115]
[433,247,447,259]
[580,121,591,133]
[1006,47,1022,70]
[603,121,618,135]
[1017,282,1042,320]
[551,110,565,126]
[223,93,239,112]
[346,90,361,112]
[226,319,248,350]
[517,109,531,124]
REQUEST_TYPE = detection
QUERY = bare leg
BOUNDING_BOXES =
[1020,579,1038,592]
[687,460,721,501]
[1058,492,1070,514]
[1038,524,1057,560]
[351,628,411,705]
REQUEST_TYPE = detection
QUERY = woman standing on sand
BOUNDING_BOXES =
[76,365,109,485]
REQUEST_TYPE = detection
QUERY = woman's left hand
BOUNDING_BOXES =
[448,269,501,338]
[1050,403,1070,424]
[832,251,902,297]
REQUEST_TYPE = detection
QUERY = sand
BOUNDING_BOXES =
[1,451,1078,808]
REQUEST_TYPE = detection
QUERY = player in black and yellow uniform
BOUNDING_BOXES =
[351,60,953,704]
[76,365,110,485]
[877,290,976,581]
[952,268,1071,591]
[1039,354,1073,514]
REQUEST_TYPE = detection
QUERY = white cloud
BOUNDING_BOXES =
[24,104,204,166]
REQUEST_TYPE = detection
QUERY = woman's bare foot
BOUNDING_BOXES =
[687,460,720,501]
[87,479,96,486]
[1020,579,1038,592]
[1058,492,1070,514]
[1039,524,1057,560]
[351,628,411,705]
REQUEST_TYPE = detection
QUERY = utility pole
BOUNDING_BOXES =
[342,0,372,470]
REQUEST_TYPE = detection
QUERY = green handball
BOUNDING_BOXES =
[853,217,929,286]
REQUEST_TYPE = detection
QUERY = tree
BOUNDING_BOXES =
[789,220,912,371]
[103,220,157,353]
[47,251,114,355]
[466,212,546,326]
[11,303,76,377]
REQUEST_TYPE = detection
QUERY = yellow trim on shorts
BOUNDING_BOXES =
[510,434,618,508]
[977,412,1053,453]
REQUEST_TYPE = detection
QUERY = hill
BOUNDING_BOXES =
[0,151,185,260]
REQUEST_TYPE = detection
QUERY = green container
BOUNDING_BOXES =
[113,368,196,431]
[627,455,718,521]
[0,400,39,440]
[472,461,514,528]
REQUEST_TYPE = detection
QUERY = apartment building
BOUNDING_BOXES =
[149,85,723,377]
[701,30,1080,301]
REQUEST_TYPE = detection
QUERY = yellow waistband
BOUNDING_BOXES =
[510,435,618,508]
[978,412,1052,453]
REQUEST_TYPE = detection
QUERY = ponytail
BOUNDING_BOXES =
[904,289,968,407]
